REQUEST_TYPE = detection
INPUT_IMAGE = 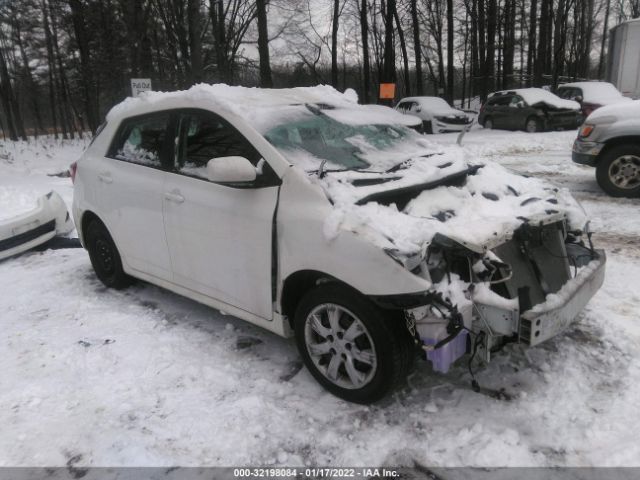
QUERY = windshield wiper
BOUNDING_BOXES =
[385,152,442,173]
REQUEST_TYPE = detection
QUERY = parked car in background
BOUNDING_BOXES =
[478,88,582,132]
[72,84,605,403]
[557,81,632,117]
[572,100,640,197]
[395,96,472,133]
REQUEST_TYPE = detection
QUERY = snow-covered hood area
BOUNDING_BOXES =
[315,145,587,255]
[587,99,640,123]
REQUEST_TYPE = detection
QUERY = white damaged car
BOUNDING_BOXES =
[72,85,605,403]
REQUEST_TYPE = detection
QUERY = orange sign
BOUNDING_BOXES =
[379,83,396,99]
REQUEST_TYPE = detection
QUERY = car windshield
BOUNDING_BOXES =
[263,106,431,172]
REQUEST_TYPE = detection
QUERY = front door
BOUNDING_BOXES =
[163,110,280,319]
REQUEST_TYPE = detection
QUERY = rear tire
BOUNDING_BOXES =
[294,284,413,404]
[596,144,640,198]
[85,219,133,289]
[483,117,494,129]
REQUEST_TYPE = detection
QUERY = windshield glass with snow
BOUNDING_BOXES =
[264,107,432,172]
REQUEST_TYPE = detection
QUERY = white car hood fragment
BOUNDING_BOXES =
[314,146,587,255]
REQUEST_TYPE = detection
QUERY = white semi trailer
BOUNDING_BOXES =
[607,18,640,98]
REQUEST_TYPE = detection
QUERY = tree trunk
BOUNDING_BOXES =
[0,47,19,141]
[14,18,44,136]
[382,0,396,89]
[331,0,340,87]
[68,0,98,132]
[502,0,515,90]
[360,0,371,102]
[484,0,496,96]
[256,0,273,87]
[527,0,537,86]
[393,6,411,96]
[410,0,423,95]
[598,0,611,78]
[188,0,203,85]
[41,0,58,138]
[446,0,454,102]
[535,0,550,86]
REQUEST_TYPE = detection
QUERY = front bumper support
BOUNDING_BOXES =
[519,250,606,346]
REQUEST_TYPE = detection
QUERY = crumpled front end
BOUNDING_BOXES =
[404,217,605,373]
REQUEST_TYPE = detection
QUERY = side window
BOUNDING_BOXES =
[176,111,263,180]
[509,95,524,107]
[489,95,511,106]
[109,114,170,167]
[396,101,409,112]
[557,88,570,99]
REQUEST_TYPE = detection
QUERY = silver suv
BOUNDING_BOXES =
[572,100,640,197]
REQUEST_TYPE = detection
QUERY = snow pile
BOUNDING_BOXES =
[560,82,632,106]
[493,88,580,110]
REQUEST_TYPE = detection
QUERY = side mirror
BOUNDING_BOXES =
[415,107,422,113]
[207,156,257,183]
[516,101,525,108]
[575,95,583,103]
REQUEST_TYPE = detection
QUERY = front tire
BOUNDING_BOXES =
[294,284,413,404]
[85,219,133,289]
[596,145,640,197]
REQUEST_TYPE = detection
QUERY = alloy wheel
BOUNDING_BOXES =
[303,303,377,390]
[608,155,640,190]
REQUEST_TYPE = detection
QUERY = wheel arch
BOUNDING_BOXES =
[279,269,408,331]
[600,136,640,159]
[280,270,360,329]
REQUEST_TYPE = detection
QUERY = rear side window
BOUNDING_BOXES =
[488,95,512,106]
[108,114,170,167]
[176,111,262,178]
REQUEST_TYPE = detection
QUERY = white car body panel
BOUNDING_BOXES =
[163,170,279,320]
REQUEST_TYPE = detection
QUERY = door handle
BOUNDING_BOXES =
[164,191,185,204]
[98,172,113,184]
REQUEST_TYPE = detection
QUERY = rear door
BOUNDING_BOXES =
[491,95,514,129]
[98,112,173,280]
[163,109,281,319]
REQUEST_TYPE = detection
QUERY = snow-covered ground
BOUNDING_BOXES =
[1,130,640,468]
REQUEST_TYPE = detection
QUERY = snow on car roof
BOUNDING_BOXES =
[106,83,418,132]
[493,88,580,110]
[559,81,631,104]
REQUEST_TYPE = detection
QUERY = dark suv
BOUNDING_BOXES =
[478,89,582,132]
